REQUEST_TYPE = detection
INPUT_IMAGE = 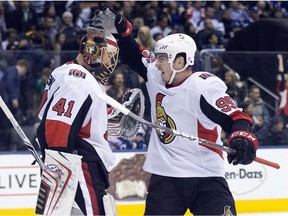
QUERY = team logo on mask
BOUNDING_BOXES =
[155,93,176,144]
[69,69,86,79]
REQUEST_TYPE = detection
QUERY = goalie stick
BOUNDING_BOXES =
[0,96,45,170]
[97,92,280,170]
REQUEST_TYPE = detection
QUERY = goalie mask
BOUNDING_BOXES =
[80,32,119,84]
[154,33,197,84]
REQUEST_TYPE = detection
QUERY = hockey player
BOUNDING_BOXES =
[92,9,259,215]
[36,30,119,215]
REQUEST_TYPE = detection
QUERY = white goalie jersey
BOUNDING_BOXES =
[37,62,116,171]
[143,61,251,177]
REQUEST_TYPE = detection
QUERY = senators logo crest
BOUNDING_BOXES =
[155,93,176,144]
[69,69,86,79]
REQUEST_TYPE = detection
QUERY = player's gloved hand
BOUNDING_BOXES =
[227,130,258,165]
[91,8,132,38]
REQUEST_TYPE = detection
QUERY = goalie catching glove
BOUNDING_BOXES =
[107,88,145,139]
[91,8,133,38]
[227,130,259,165]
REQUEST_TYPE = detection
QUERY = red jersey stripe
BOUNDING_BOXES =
[82,162,99,215]
[198,120,223,159]
[79,119,92,139]
[45,120,70,148]
[229,110,253,124]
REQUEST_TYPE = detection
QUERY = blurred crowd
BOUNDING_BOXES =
[0,1,288,151]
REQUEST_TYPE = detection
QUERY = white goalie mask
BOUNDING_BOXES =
[154,33,197,84]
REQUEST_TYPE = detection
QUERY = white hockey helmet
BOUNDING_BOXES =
[154,33,197,84]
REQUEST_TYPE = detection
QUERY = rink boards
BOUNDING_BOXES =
[0,147,287,215]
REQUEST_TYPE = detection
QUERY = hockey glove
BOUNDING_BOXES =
[91,8,132,38]
[227,131,258,165]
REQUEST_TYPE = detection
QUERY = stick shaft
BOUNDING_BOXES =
[97,93,280,169]
[0,96,45,170]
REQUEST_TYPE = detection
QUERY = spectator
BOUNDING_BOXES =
[150,13,172,38]
[0,2,10,33]
[196,5,225,36]
[26,24,54,51]
[1,59,29,110]
[1,28,18,50]
[33,67,51,114]
[164,2,185,28]
[244,85,271,129]
[60,11,78,44]
[106,70,130,103]
[270,1,288,18]
[256,115,288,146]
[119,1,136,20]
[210,55,228,80]
[272,8,285,19]
[143,3,157,29]
[136,26,155,51]
[241,99,263,133]
[248,6,260,23]
[61,30,85,63]
[153,32,164,41]
[42,3,62,31]
[42,16,58,44]
[183,21,197,40]
[255,0,272,18]
[202,32,224,49]
[29,1,50,19]
[70,3,85,32]
[195,18,222,50]
[208,0,226,21]
[131,132,147,150]
[0,65,9,150]
[54,32,66,53]
[133,17,145,29]
[221,8,242,41]
[185,1,205,29]
[275,54,288,126]
[10,1,38,34]
[229,1,250,27]
[132,17,144,37]
[223,70,244,106]
[53,32,66,67]
[13,32,52,79]
[108,137,133,150]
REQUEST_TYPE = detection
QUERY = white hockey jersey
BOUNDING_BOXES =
[143,61,251,177]
[37,62,116,171]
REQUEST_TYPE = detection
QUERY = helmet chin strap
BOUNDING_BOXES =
[167,63,189,85]
[167,70,176,85]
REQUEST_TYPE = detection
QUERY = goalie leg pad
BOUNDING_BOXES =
[35,150,82,215]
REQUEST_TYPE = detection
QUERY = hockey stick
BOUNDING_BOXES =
[0,96,45,170]
[97,92,280,169]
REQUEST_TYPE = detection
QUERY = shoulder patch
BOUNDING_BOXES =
[69,69,86,79]
[199,72,215,80]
